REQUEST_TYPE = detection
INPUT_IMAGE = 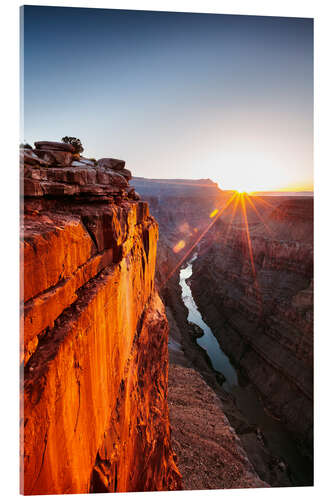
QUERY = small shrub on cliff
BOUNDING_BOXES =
[61,136,84,154]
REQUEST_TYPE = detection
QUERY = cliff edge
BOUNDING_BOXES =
[20,142,181,494]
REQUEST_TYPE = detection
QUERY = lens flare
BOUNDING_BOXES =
[162,188,276,312]
[210,209,219,218]
[240,193,256,279]
[161,192,237,286]
[173,240,186,253]
[244,193,274,237]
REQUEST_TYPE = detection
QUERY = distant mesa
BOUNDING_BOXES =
[132,177,221,199]
[251,190,313,197]
[134,177,219,187]
[21,139,140,202]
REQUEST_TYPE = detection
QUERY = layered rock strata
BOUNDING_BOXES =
[133,179,313,486]
[21,141,140,201]
[21,142,181,494]
[190,198,313,456]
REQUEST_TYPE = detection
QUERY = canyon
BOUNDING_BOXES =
[21,143,266,494]
[190,196,313,456]
[132,177,313,487]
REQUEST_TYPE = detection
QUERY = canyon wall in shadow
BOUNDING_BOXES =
[132,177,313,487]
[191,196,313,457]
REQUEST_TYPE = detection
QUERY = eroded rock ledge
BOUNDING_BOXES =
[22,140,139,201]
[21,142,181,494]
[168,365,268,490]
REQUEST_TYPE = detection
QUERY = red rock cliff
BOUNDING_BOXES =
[20,143,181,494]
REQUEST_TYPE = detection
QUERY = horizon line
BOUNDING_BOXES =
[132,176,313,194]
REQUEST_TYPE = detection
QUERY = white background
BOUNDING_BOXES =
[0,0,332,499]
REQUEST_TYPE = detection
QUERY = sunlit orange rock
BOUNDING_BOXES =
[21,156,181,494]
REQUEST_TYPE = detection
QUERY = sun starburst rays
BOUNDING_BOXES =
[244,193,274,237]
[161,189,273,309]
[161,192,237,287]
[240,193,256,279]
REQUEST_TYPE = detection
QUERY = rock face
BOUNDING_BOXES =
[21,144,181,494]
[190,197,313,457]
[97,158,126,170]
[34,149,74,166]
[132,178,313,486]
[131,177,229,289]
[22,143,137,201]
[168,365,267,490]
[34,140,76,152]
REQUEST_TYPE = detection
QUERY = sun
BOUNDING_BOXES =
[231,182,259,195]
[232,187,253,196]
[217,178,256,195]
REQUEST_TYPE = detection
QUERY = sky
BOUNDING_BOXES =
[22,6,313,193]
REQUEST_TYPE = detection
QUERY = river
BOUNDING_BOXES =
[179,253,313,486]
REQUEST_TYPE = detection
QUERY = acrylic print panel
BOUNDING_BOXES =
[21,4,313,494]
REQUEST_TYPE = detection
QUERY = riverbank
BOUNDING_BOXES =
[168,364,267,490]
[170,255,312,487]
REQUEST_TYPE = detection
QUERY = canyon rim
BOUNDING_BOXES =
[20,5,313,496]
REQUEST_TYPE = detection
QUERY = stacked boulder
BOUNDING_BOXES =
[21,141,141,201]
